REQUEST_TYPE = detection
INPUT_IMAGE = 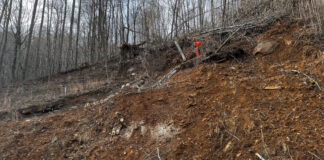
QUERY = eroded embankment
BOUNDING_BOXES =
[0,20,323,160]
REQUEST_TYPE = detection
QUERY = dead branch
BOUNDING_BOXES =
[143,149,154,160]
[308,151,323,160]
[316,108,324,116]
[289,69,324,92]
[199,14,279,37]
[174,41,187,61]
[152,27,241,88]
[157,148,162,160]
[255,153,266,160]
[285,107,298,120]
[225,130,240,142]
[123,26,149,37]
[153,68,179,88]
[143,147,170,160]
[214,28,240,54]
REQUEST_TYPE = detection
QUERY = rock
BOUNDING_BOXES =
[127,67,135,73]
[51,137,59,143]
[236,152,242,157]
[253,40,279,55]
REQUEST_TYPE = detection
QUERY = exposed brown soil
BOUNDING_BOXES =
[0,20,323,160]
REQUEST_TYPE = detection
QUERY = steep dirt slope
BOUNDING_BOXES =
[0,21,323,160]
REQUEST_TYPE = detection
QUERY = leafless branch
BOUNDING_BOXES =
[157,148,162,160]
[289,70,324,92]
[255,153,266,160]
[285,107,298,120]
[225,130,240,142]
[316,108,324,116]
[308,151,323,160]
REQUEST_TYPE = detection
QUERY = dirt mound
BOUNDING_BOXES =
[0,20,323,160]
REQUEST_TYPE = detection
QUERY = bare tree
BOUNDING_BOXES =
[75,0,82,68]
[35,0,47,71]
[198,0,204,28]
[0,0,13,75]
[0,0,9,24]
[68,0,76,69]
[46,0,54,75]
[119,0,125,44]
[211,0,215,27]
[58,0,67,72]
[23,0,39,79]
[126,0,130,43]
[12,0,23,80]
[222,0,227,27]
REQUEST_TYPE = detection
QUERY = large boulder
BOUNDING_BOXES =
[253,40,279,55]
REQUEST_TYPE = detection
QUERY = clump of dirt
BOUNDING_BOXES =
[0,19,323,160]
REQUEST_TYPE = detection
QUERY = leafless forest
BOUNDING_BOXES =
[0,0,323,87]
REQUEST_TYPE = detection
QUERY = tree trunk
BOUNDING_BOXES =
[12,0,23,80]
[211,0,215,27]
[0,0,9,25]
[198,0,204,28]
[119,0,125,44]
[222,0,227,27]
[35,0,46,72]
[58,0,67,72]
[67,0,76,70]
[0,0,13,74]
[75,0,82,68]
[90,3,97,64]
[132,1,137,44]
[126,0,130,43]
[23,0,39,79]
[46,0,54,75]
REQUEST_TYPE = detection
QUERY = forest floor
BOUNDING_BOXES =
[0,19,323,160]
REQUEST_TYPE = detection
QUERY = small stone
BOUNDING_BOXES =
[51,137,58,143]
[189,93,197,97]
[115,129,120,135]
[286,137,291,141]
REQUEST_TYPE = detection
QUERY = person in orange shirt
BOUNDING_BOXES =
[195,41,202,56]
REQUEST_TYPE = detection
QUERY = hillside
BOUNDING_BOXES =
[0,18,323,160]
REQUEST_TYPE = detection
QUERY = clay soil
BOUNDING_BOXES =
[0,21,323,160]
